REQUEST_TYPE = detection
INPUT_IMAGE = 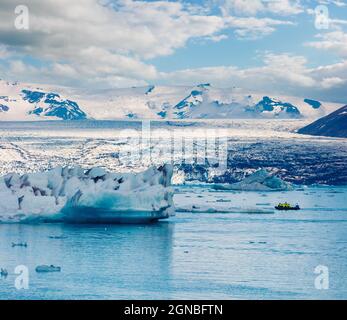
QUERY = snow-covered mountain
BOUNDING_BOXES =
[0,80,343,121]
[0,80,86,121]
[22,90,86,120]
[298,105,347,138]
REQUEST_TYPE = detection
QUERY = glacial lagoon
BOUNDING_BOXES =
[0,121,346,299]
[1,186,347,300]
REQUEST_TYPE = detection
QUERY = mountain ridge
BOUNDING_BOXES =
[0,80,343,121]
[298,105,347,138]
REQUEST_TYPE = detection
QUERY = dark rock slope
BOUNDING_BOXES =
[298,105,347,138]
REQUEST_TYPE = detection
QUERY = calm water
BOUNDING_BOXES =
[1,186,347,300]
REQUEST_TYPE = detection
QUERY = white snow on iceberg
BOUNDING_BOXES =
[0,165,174,223]
[212,169,293,191]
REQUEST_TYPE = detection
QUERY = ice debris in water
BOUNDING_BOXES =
[212,169,293,191]
[0,164,174,223]
[35,265,61,273]
[0,268,8,277]
[12,242,28,248]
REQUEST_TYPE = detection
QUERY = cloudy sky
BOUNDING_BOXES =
[0,0,346,102]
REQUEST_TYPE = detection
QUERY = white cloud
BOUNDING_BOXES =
[0,45,10,59]
[9,60,27,74]
[220,0,265,16]
[306,31,347,57]
[266,0,303,15]
[159,53,346,102]
[2,45,346,102]
[227,16,294,39]
[312,59,347,81]
[317,0,347,7]
[0,0,344,102]
[0,0,229,86]
[218,0,304,16]
[162,53,317,89]
[330,18,347,29]
[206,34,229,42]
[0,0,297,88]
[0,0,227,59]
[321,76,346,88]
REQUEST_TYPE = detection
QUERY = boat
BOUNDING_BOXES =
[275,203,300,211]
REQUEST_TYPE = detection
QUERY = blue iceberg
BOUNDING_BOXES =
[212,169,293,191]
[0,165,174,223]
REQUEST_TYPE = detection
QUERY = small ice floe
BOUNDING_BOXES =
[176,204,274,214]
[12,242,27,248]
[0,164,174,224]
[35,265,61,273]
[212,169,293,191]
[238,208,274,214]
[216,199,231,203]
[48,236,67,240]
[0,268,8,278]
[248,241,267,244]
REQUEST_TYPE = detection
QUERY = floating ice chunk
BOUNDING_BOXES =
[35,265,61,273]
[12,242,27,248]
[0,268,8,277]
[213,170,293,191]
[0,164,174,223]
[175,204,274,214]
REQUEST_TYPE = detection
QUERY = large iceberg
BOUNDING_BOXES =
[0,165,174,223]
[212,169,293,191]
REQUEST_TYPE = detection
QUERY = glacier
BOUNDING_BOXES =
[0,165,174,223]
[1,120,346,185]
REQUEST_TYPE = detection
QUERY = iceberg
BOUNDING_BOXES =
[0,165,174,223]
[212,169,293,191]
